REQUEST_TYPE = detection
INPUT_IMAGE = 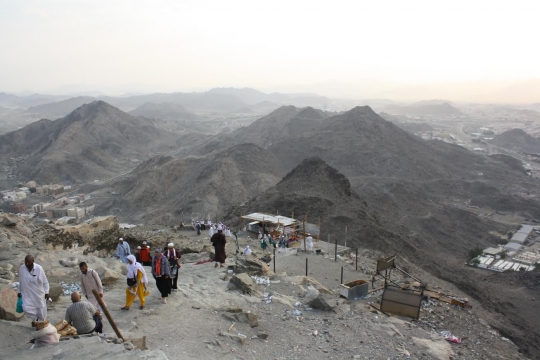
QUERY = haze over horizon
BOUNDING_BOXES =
[1,0,540,103]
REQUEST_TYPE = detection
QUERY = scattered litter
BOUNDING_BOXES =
[237,333,247,339]
[270,280,281,284]
[440,331,462,344]
[59,282,82,296]
[251,276,271,286]
[293,309,303,316]
[262,292,273,304]
[312,330,318,336]
[9,282,19,289]
[294,301,302,307]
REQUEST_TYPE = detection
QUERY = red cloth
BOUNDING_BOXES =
[139,247,151,263]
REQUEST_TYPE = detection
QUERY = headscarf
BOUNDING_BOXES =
[126,255,148,284]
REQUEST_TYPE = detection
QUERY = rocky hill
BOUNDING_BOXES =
[195,106,330,155]
[94,143,285,223]
[228,157,540,357]
[0,101,180,183]
[489,128,540,154]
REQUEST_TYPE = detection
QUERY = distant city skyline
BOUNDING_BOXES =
[1,0,539,103]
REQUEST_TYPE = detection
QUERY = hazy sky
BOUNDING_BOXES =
[1,0,539,100]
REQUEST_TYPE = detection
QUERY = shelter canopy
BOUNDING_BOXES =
[241,213,297,227]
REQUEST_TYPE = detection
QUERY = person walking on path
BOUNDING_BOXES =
[139,241,152,266]
[65,291,103,334]
[151,248,171,304]
[195,221,201,235]
[120,255,149,310]
[19,254,50,324]
[306,234,314,252]
[79,262,105,309]
[115,238,131,263]
[211,225,227,268]
[165,243,181,291]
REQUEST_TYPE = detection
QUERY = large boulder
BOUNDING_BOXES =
[308,294,338,312]
[49,283,63,301]
[0,269,15,281]
[0,285,24,321]
[302,276,332,294]
[59,257,79,267]
[99,268,120,285]
[234,257,272,276]
[228,273,257,295]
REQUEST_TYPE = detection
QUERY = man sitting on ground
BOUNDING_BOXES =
[65,291,103,334]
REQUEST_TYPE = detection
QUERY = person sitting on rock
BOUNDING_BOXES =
[65,291,102,334]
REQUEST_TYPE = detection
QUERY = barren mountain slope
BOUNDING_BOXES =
[196,106,329,154]
[0,101,180,183]
[94,143,285,223]
[228,157,540,357]
[490,128,540,154]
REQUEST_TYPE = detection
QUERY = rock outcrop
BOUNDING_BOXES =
[0,285,24,321]
[234,257,272,276]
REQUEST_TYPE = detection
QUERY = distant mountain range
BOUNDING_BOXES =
[0,101,180,183]
[382,101,462,117]
[0,88,332,121]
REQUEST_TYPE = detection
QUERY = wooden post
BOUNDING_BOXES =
[306,258,308,277]
[328,234,330,255]
[303,215,307,252]
[341,267,344,284]
[273,248,276,272]
[344,226,348,248]
[334,235,338,262]
[355,247,358,271]
[92,289,125,341]
[317,217,321,242]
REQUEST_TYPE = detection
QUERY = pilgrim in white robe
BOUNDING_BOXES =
[19,263,49,321]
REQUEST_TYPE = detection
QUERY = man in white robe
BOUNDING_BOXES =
[306,234,314,252]
[115,238,131,263]
[19,255,49,322]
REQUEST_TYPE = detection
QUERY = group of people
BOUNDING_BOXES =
[120,241,182,309]
[259,232,314,252]
[192,219,232,237]
[17,226,231,337]
[18,255,104,336]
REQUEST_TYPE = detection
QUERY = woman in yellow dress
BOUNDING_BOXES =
[120,255,149,310]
